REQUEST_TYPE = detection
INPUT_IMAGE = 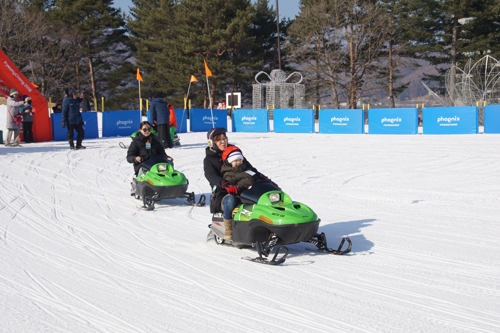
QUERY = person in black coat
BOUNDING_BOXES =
[61,89,85,150]
[150,96,173,149]
[203,128,269,240]
[126,121,173,176]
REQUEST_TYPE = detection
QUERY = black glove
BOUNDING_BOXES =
[61,122,66,128]
[222,181,239,195]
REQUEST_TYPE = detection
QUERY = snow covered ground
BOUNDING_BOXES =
[1,120,500,332]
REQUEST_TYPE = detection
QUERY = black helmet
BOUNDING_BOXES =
[207,127,226,140]
[207,127,227,149]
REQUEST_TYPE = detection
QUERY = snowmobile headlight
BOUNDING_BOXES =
[158,164,167,171]
[269,193,280,203]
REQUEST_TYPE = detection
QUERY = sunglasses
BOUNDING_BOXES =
[141,127,151,132]
[215,137,228,143]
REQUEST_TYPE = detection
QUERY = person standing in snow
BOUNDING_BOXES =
[21,95,35,143]
[150,95,173,149]
[203,128,271,241]
[62,89,85,150]
[80,92,91,112]
[5,89,30,147]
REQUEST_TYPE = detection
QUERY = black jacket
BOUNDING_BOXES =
[204,144,264,213]
[127,132,169,175]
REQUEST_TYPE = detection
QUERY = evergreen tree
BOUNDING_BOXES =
[50,0,130,109]
[376,0,413,107]
[129,0,261,108]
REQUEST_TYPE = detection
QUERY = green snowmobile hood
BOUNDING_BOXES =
[233,189,318,226]
[136,158,188,187]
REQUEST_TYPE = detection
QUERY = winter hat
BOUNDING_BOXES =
[222,146,243,164]
[207,127,226,141]
[207,128,227,151]
[55,101,62,106]
[227,151,243,164]
[9,89,18,96]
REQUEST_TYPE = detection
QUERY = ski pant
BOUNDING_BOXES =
[67,122,85,148]
[6,128,20,145]
[157,123,173,149]
[222,195,240,220]
[169,126,177,143]
[22,122,34,143]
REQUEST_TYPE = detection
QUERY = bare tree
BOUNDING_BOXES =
[0,0,78,98]
[288,1,347,108]
[0,0,45,69]
[288,0,390,108]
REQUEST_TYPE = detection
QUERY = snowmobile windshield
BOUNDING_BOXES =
[240,180,280,204]
[141,155,172,171]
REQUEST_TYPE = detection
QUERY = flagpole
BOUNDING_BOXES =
[204,59,215,128]
[206,76,214,128]
[136,68,144,113]
[138,79,142,112]
[182,80,192,134]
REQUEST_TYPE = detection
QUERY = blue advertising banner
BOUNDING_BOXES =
[484,105,500,133]
[273,109,315,133]
[368,108,418,134]
[423,106,478,134]
[189,108,227,132]
[174,108,188,133]
[319,109,364,134]
[232,109,269,132]
[102,110,141,137]
[51,112,98,141]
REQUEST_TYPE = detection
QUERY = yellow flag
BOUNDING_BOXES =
[190,75,198,82]
[204,59,212,77]
[136,68,143,82]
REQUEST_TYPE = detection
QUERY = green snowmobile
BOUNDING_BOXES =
[132,155,206,210]
[207,180,351,265]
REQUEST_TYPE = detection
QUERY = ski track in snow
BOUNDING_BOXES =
[1,133,500,332]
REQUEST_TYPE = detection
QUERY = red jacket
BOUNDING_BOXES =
[168,104,177,128]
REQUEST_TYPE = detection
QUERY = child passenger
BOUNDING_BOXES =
[220,145,265,191]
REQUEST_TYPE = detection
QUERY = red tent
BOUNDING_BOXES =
[0,49,52,142]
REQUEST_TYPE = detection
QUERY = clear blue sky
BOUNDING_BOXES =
[113,0,301,20]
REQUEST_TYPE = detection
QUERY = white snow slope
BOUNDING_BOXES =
[1,128,499,333]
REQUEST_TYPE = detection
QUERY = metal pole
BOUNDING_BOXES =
[276,0,281,70]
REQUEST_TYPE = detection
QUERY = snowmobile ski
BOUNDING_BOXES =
[242,244,289,265]
[308,233,352,255]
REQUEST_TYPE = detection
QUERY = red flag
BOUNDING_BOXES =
[190,75,198,82]
[204,59,212,77]
[136,68,143,82]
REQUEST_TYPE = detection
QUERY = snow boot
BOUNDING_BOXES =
[223,218,233,240]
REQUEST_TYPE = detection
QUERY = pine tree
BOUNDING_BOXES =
[50,0,130,109]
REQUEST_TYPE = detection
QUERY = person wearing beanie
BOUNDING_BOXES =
[20,95,35,143]
[203,128,271,241]
[5,89,30,147]
[52,101,62,114]
[220,145,266,191]
[62,89,85,149]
